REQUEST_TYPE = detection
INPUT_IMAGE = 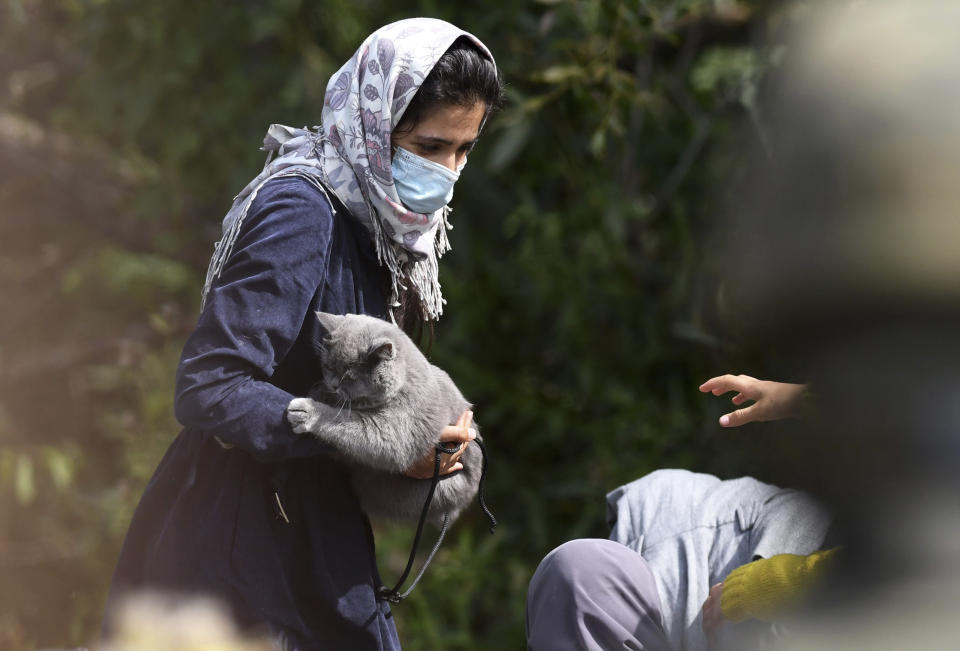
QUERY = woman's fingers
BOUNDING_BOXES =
[405,446,466,478]
[439,460,464,475]
[442,441,466,463]
[441,410,476,443]
[440,425,477,443]
[404,454,436,479]
[440,434,470,473]
[434,410,475,475]
[436,440,467,474]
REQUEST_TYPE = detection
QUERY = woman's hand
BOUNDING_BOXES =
[701,582,726,638]
[699,375,808,427]
[404,410,476,478]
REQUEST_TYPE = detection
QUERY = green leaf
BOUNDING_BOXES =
[690,46,758,96]
[533,65,585,84]
[44,447,75,490]
[60,246,195,308]
[14,454,35,505]
[589,126,607,156]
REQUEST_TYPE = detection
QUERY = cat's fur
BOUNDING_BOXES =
[286,311,483,528]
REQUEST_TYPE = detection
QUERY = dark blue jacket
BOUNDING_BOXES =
[106,176,401,650]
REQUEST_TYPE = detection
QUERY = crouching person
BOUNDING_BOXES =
[527,469,838,651]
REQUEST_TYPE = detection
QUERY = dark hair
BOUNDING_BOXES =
[394,36,504,137]
[393,37,504,344]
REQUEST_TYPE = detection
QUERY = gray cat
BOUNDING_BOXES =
[286,311,485,528]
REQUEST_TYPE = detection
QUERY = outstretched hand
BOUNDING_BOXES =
[405,410,476,479]
[699,375,807,427]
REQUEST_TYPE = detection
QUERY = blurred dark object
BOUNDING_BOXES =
[723,1,960,646]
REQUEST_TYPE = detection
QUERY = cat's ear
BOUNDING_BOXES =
[369,338,396,361]
[315,311,345,336]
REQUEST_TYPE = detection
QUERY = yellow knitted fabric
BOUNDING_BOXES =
[720,547,839,623]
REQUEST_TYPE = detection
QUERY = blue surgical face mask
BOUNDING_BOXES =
[391,146,465,214]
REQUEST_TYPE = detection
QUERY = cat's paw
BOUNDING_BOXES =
[287,397,322,434]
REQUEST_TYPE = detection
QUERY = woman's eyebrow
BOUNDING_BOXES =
[413,135,454,145]
[414,135,480,147]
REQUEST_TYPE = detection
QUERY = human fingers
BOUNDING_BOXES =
[701,594,715,634]
[438,427,469,473]
[406,445,466,478]
[731,392,750,405]
[700,374,753,396]
[701,583,724,636]
[408,457,464,478]
[438,460,465,476]
[440,424,477,444]
[719,403,761,427]
[703,607,720,637]
[442,438,469,462]
[404,451,438,479]
[699,375,730,393]
[701,602,717,635]
[435,411,475,475]
[452,409,473,431]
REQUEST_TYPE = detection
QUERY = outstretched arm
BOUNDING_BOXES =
[699,374,808,427]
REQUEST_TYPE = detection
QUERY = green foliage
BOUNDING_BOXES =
[61,245,194,310]
[0,0,792,649]
[0,446,77,506]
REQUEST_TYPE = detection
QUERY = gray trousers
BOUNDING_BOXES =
[527,538,671,651]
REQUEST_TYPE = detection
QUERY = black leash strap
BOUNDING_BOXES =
[377,447,447,604]
[474,438,497,534]
[376,439,497,604]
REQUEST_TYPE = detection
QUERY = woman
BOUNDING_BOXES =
[104,18,502,650]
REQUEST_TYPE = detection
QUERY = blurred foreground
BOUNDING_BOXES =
[726,1,960,648]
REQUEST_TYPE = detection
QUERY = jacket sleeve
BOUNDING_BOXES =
[721,547,840,623]
[174,176,337,462]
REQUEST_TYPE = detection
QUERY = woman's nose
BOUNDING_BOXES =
[439,151,460,172]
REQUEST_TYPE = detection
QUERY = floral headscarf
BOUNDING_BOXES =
[201,18,496,321]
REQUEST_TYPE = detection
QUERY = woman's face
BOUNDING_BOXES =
[392,102,487,172]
